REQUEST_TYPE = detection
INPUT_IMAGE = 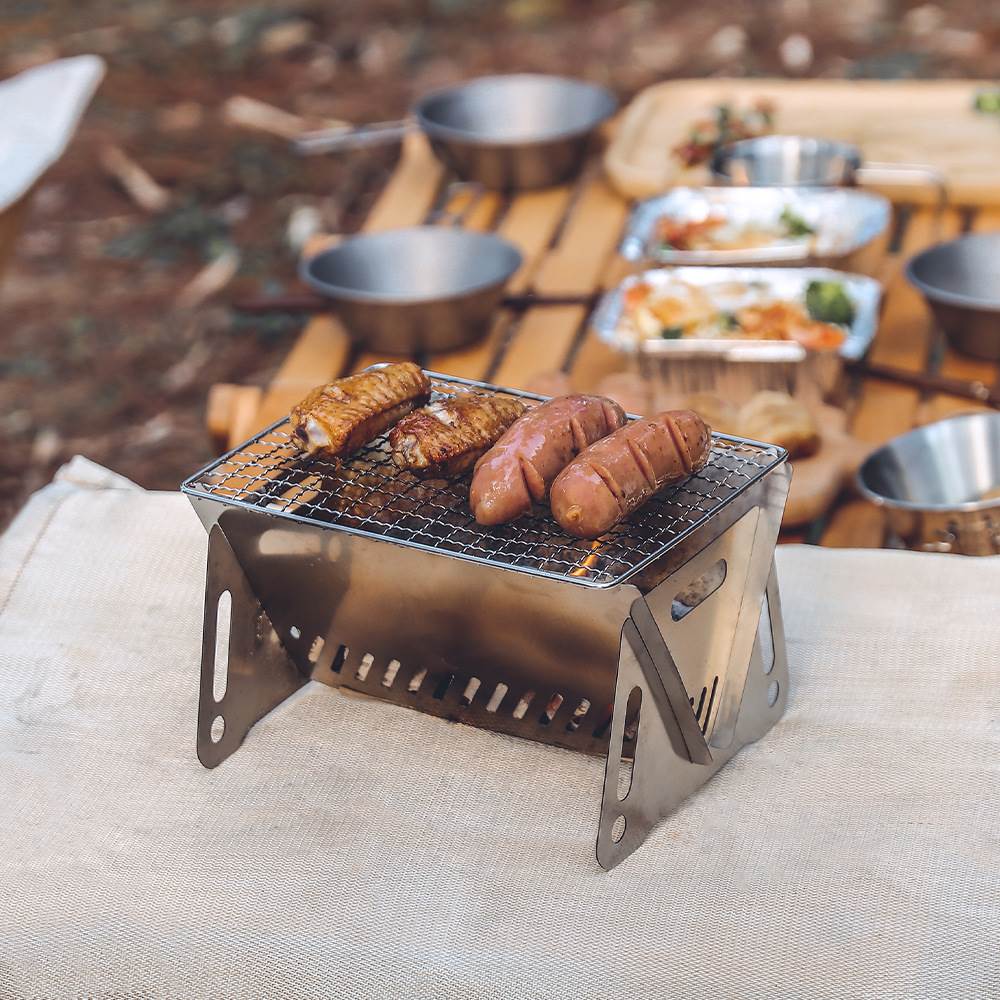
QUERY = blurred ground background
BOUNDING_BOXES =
[1,0,999,527]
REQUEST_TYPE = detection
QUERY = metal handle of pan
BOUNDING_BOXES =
[856,161,948,209]
[293,119,413,155]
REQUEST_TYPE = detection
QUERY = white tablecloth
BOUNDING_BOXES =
[0,459,997,998]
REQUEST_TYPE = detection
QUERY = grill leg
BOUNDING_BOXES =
[197,524,308,768]
[596,556,789,870]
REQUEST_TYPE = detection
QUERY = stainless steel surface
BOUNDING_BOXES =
[711,135,863,186]
[598,560,788,869]
[857,412,1000,555]
[184,372,785,588]
[294,119,412,155]
[300,227,521,353]
[592,265,882,406]
[907,232,1000,361]
[619,186,891,268]
[185,371,791,868]
[711,136,945,205]
[295,74,616,190]
[415,73,616,190]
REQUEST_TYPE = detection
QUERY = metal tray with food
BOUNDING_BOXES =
[592,266,882,405]
[618,187,891,269]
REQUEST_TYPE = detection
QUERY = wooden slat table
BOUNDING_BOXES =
[211,130,999,548]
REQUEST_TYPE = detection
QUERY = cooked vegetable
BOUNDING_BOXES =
[661,325,684,339]
[974,90,1000,115]
[672,99,775,168]
[805,280,856,326]
[779,206,815,238]
[720,311,741,331]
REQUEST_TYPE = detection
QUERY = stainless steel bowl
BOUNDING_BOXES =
[857,412,1000,555]
[414,74,617,190]
[301,227,522,354]
[906,233,1000,361]
[711,136,863,187]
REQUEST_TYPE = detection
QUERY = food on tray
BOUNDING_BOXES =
[470,394,626,526]
[973,90,1000,115]
[550,410,712,539]
[804,279,856,325]
[687,390,819,459]
[388,392,527,478]
[620,276,850,352]
[290,362,431,457]
[656,206,815,253]
[673,100,774,168]
[737,391,820,458]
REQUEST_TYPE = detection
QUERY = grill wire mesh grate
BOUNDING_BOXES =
[182,375,785,588]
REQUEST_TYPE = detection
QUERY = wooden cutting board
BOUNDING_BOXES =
[605,79,1000,206]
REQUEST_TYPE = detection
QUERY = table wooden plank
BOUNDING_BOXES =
[430,186,575,382]
[849,206,961,443]
[362,132,445,233]
[492,175,628,389]
[819,499,887,549]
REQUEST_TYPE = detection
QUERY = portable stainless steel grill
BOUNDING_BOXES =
[182,371,791,869]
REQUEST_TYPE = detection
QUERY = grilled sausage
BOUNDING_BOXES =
[388,392,527,478]
[470,394,626,526]
[290,362,431,457]
[550,409,712,539]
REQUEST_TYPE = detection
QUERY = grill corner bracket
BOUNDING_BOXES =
[596,551,789,871]
[197,524,308,768]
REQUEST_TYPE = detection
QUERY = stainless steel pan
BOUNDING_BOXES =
[300,226,522,353]
[710,135,945,205]
[857,412,1000,555]
[907,232,1000,361]
[295,73,617,190]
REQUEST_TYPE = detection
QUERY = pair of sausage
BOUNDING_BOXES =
[470,394,711,539]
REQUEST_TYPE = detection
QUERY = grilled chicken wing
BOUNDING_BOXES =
[290,362,431,457]
[388,392,527,478]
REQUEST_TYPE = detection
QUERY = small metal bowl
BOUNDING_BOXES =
[906,233,1000,361]
[301,227,522,354]
[415,74,617,190]
[711,136,863,187]
[857,412,1000,555]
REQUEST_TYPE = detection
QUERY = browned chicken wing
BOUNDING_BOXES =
[388,392,527,478]
[290,362,431,457]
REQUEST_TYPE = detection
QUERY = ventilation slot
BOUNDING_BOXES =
[408,667,427,694]
[460,677,481,706]
[212,590,232,703]
[566,699,591,732]
[671,559,727,621]
[432,673,454,700]
[356,653,374,682]
[617,687,641,800]
[701,676,719,734]
[485,683,508,713]
[382,659,401,688]
[307,636,325,665]
[538,693,563,725]
[330,644,348,674]
[511,691,535,720]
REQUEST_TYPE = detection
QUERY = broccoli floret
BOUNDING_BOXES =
[805,280,856,326]
[779,206,815,237]
[719,311,741,331]
[974,90,1000,115]
[660,325,684,339]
